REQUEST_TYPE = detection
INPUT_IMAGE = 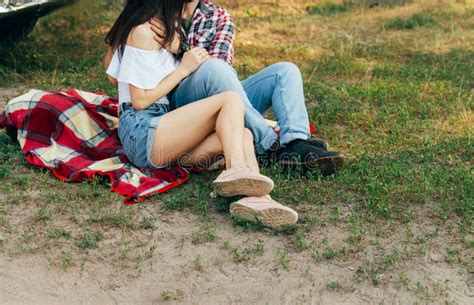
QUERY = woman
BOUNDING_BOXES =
[105,0,297,229]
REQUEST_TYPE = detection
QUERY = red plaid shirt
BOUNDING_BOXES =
[182,0,235,65]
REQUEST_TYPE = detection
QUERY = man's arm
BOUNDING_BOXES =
[103,47,118,86]
[208,12,235,65]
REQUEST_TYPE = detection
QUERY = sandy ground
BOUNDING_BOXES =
[0,87,473,304]
[0,212,472,305]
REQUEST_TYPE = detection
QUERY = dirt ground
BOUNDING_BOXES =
[0,211,472,305]
[0,85,473,305]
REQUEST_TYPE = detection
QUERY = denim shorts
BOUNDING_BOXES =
[118,102,170,169]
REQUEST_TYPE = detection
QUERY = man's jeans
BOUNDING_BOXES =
[170,59,311,152]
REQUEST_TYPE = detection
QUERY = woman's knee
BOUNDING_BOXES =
[220,91,245,113]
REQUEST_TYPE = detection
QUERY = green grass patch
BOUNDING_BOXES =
[372,49,474,88]
[276,248,290,270]
[326,280,341,291]
[139,217,156,231]
[87,212,134,228]
[48,229,72,240]
[0,165,11,179]
[384,12,438,30]
[78,231,102,250]
[60,251,73,269]
[230,239,265,263]
[307,1,353,16]
[160,289,184,301]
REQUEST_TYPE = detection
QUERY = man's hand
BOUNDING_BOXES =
[149,18,180,54]
[149,18,165,45]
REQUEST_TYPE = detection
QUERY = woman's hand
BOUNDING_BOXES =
[177,48,210,77]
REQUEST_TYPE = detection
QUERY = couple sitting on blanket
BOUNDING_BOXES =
[103,0,344,229]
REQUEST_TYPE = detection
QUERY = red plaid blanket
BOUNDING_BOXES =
[0,89,189,204]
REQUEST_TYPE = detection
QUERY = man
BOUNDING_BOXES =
[106,0,344,175]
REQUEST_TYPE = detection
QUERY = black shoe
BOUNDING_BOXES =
[256,140,282,167]
[309,138,329,151]
[276,139,344,176]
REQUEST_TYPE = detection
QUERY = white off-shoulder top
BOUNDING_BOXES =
[106,45,179,106]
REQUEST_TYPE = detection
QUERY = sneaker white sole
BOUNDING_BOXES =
[212,177,274,197]
[230,202,298,229]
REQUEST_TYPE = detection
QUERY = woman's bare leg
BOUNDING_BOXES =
[208,127,273,197]
[215,96,245,169]
[178,133,222,168]
[180,128,260,173]
[150,92,246,168]
[243,128,260,173]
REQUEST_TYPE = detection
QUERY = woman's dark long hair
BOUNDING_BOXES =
[105,0,186,57]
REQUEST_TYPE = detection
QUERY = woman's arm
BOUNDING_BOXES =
[130,48,209,110]
[103,47,118,86]
[129,63,188,111]
[127,24,209,110]
[103,47,114,69]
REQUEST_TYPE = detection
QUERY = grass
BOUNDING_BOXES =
[326,280,341,291]
[230,239,265,263]
[161,288,184,301]
[306,1,353,16]
[384,12,438,29]
[0,0,473,302]
[78,231,102,250]
[276,248,290,270]
[139,217,156,231]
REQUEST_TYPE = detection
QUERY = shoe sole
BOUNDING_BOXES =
[212,177,274,197]
[230,202,298,229]
[279,154,345,176]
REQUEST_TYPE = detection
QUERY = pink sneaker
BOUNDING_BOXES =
[230,195,298,229]
[212,167,274,197]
